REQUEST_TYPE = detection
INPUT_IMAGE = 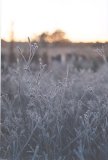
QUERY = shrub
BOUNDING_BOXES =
[1,40,108,160]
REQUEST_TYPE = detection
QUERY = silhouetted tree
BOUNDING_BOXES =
[39,32,49,46]
[38,30,72,46]
[50,30,66,42]
[9,22,16,63]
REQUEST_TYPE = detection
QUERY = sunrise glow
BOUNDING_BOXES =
[1,0,108,42]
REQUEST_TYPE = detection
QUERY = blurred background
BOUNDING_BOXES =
[1,0,108,71]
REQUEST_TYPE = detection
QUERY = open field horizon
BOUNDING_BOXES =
[1,0,108,159]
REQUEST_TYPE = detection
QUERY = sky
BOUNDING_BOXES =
[1,0,108,42]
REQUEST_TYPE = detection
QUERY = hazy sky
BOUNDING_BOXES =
[1,0,108,42]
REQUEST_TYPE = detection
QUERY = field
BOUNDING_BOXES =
[1,42,108,160]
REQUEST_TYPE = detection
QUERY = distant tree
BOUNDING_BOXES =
[50,30,66,42]
[38,30,72,46]
[50,30,72,46]
[9,22,16,63]
[39,32,49,46]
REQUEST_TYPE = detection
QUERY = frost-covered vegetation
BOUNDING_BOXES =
[1,41,108,160]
